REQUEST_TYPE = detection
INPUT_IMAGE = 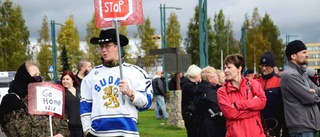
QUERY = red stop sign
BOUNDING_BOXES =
[99,0,133,21]
[94,0,144,28]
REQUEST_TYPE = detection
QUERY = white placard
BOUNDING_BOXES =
[36,86,63,115]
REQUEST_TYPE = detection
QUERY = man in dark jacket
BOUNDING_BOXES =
[169,72,186,91]
[152,71,168,119]
[245,69,255,79]
[256,51,289,137]
[75,59,92,83]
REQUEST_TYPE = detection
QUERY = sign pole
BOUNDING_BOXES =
[113,20,125,105]
[94,0,145,104]
[49,115,53,137]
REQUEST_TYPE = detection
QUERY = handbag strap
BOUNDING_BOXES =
[260,112,271,137]
[260,112,268,130]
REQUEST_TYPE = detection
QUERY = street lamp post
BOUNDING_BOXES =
[241,26,254,74]
[226,26,229,55]
[160,4,181,90]
[241,26,247,74]
[160,4,182,50]
[160,4,182,49]
[51,20,63,83]
[199,0,208,68]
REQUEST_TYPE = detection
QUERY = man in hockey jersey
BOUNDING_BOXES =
[80,28,153,137]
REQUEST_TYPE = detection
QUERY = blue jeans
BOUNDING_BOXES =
[154,95,168,119]
[290,131,317,137]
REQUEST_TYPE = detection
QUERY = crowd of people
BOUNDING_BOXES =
[180,40,320,137]
[0,26,319,137]
[0,28,153,137]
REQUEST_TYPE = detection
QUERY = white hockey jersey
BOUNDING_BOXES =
[80,62,153,137]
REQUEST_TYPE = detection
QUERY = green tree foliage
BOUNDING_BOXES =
[260,13,284,67]
[184,5,214,66]
[85,13,101,66]
[0,0,30,71]
[118,25,135,64]
[135,17,158,72]
[57,16,83,72]
[213,10,240,69]
[60,45,70,71]
[166,12,183,53]
[243,8,283,72]
[244,8,269,72]
[184,6,200,65]
[206,20,215,67]
[36,15,53,80]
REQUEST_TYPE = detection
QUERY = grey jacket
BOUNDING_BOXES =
[281,62,320,134]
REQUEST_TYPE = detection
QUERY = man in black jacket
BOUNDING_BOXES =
[257,51,289,137]
[152,71,168,119]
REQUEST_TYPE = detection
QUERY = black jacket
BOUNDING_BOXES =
[152,77,166,96]
[195,81,222,118]
[169,76,186,90]
[257,71,290,137]
[65,87,82,129]
[195,80,226,137]
[180,78,197,119]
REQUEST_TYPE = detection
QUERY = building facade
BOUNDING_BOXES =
[306,42,320,71]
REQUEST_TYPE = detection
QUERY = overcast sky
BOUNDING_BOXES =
[10,0,320,45]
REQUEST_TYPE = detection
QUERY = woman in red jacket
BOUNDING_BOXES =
[217,54,267,137]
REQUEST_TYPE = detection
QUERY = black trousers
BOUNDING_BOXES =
[196,117,226,137]
[70,128,84,137]
[184,119,197,137]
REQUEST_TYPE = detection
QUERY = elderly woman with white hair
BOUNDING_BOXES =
[194,66,226,137]
[180,64,202,137]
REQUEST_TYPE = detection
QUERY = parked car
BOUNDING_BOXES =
[0,72,15,137]
[0,72,15,104]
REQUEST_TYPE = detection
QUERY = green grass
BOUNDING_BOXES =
[137,109,187,137]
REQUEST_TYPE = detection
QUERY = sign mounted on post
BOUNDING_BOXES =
[164,53,192,73]
[48,66,53,73]
[94,0,144,28]
[28,82,65,118]
[149,48,192,73]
